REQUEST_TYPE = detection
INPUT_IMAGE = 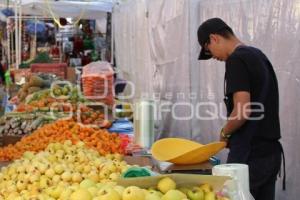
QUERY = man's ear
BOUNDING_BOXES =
[210,34,218,44]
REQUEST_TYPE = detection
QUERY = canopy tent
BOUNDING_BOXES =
[21,0,114,19]
[1,0,117,69]
[0,0,116,19]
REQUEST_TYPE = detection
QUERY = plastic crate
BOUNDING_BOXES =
[81,61,115,105]
[30,63,68,79]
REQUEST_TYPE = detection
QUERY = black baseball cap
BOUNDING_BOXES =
[197,18,233,60]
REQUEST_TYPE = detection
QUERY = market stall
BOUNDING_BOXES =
[0,58,241,199]
[1,0,298,200]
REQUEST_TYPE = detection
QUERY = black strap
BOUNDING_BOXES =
[278,143,286,190]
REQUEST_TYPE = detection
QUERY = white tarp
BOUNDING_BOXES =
[190,1,300,200]
[114,0,191,139]
[114,0,300,199]
[113,0,155,104]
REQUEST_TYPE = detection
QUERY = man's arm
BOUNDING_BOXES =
[221,91,251,140]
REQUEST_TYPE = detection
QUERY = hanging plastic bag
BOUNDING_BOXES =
[4,70,12,86]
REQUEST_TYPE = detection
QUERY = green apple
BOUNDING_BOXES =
[72,172,83,183]
[50,186,64,199]
[145,193,162,200]
[45,169,55,178]
[96,183,105,189]
[88,172,100,182]
[16,180,26,191]
[179,187,190,195]
[47,155,57,162]
[161,189,187,200]
[99,169,110,179]
[98,188,121,200]
[60,188,73,199]
[70,188,92,200]
[83,165,92,173]
[109,172,119,181]
[199,184,213,193]
[187,187,204,200]
[23,151,35,160]
[157,177,176,194]
[16,166,26,174]
[54,164,64,175]
[87,186,98,196]
[122,186,145,200]
[61,171,72,182]
[52,175,61,184]
[37,163,48,174]
[39,176,50,189]
[114,185,125,196]
[204,191,216,200]
[80,179,96,189]
[147,189,163,197]
[6,184,17,193]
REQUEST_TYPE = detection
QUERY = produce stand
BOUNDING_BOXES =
[0,3,237,200]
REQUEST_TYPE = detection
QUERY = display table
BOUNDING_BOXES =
[124,156,214,175]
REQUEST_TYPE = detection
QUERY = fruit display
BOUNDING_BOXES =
[26,84,84,107]
[0,140,131,199]
[73,105,112,127]
[16,74,58,103]
[155,177,229,200]
[15,105,111,129]
[0,113,56,136]
[0,120,126,161]
[0,140,229,200]
[15,84,84,112]
[116,177,230,200]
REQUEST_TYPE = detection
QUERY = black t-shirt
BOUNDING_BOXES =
[225,46,281,154]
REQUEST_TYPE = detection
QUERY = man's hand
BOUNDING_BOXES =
[219,128,230,142]
[219,133,228,142]
[222,91,251,136]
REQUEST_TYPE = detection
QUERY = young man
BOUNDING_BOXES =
[197,18,285,200]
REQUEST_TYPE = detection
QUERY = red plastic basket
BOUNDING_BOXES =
[30,63,68,79]
[81,62,115,105]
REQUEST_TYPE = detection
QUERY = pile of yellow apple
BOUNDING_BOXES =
[0,140,132,199]
[142,177,230,200]
[0,140,230,200]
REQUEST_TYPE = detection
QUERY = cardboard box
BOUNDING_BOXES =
[124,156,154,168]
[156,161,213,175]
[67,67,76,83]
[117,173,231,192]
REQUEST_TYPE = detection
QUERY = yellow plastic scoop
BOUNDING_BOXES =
[151,138,226,165]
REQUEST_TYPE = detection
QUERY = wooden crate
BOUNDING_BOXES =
[3,135,23,146]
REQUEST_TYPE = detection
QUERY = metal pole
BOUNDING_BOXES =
[111,6,114,65]
[18,0,22,69]
[8,16,53,20]
[6,18,10,69]
[14,0,19,69]
[11,31,14,69]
